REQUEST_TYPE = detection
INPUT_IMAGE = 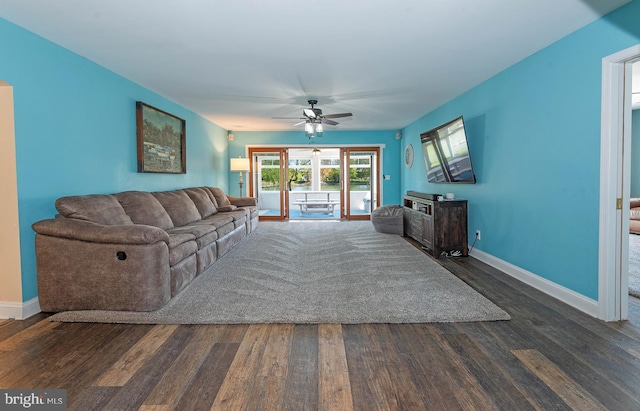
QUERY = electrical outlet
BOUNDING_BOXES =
[475,230,481,240]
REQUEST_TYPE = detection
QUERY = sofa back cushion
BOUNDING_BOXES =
[55,194,133,225]
[116,191,174,229]
[153,190,202,227]
[205,187,231,208]
[183,188,217,218]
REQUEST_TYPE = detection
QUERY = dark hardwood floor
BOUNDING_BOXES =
[1,247,640,410]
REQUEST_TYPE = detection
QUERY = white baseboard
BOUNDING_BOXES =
[0,297,41,320]
[470,248,599,318]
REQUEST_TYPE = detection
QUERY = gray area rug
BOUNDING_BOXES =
[50,221,510,324]
[629,234,640,298]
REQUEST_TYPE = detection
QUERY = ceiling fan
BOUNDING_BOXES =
[274,99,353,138]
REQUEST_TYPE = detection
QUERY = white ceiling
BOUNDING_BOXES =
[0,0,633,130]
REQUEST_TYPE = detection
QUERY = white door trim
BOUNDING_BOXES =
[599,44,640,321]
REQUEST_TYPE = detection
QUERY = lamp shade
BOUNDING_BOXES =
[230,157,250,172]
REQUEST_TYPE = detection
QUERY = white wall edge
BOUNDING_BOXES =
[0,297,41,320]
[470,248,599,318]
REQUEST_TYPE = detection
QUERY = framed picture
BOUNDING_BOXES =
[136,101,186,174]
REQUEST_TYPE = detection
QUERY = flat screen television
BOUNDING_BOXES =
[420,116,476,183]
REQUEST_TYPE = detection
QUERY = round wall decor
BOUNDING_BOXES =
[404,144,414,168]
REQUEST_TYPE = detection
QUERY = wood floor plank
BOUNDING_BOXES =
[539,321,640,402]
[344,324,429,410]
[465,286,640,411]
[142,325,225,408]
[101,326,196,410]
[464,321,572,410]
[96,324,179,387]
[174,342,239,411]
[0,313,50,343]
[138,406,171,411]
[14,323,121,389]
[363,324,427,410]
[418,324,500,410]
[443,328,537,410]
[62,325,155,409]
[627,346,640,359]
[247,324,296,410]
[386,324,465,410]
[68,386,120,411]
[318,323,354,411]
[0,317,59,351]
[512,349,607,410]
[343,324,398,411]
[281,324,319,411]
[0,322,91,387]
[210,324,272,410]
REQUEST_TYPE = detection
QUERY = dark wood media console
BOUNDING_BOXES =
[403,194,468,258]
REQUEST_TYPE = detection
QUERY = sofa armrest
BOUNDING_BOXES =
[228,196,258,207]
[32,218,169,245]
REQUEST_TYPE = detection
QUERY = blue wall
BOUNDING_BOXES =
[229,130,402,205]
[400,0,640,300]
[0,18,229,302]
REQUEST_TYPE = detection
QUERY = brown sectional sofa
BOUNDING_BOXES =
[631,198,640,234]
[32,186,258,312]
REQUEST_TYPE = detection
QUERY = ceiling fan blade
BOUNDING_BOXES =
[322,112,353,119]
[292,120,306,127]
[272,116,303,119]
[321,118,339,126]
[303,108,317,118]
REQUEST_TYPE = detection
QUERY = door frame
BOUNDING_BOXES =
[248,147,289,220]
[247,144,385,221]
[340,147,381,220]
[599,44,640,321]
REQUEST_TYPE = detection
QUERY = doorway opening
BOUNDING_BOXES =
[599,44,640,322]
[248,146,381,221]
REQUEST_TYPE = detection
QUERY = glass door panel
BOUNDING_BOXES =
[287,147,341,219]
[341,147,380,220]
[249,148,288,220]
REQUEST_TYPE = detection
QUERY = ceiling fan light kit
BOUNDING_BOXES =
[305,119,324,139]
[275,99,352,139]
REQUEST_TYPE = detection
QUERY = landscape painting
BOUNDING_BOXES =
[136,101,186,173]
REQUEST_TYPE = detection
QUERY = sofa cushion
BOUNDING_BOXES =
[206,187,232,207]
[167,225,218,249]
[229,197,258,207]
[194,214,234,230]
[55,194,133,226]
[184,188,218,218]
[168,238,198,267]
[153,190,202,227]
[116,191,174,229]
[166,232,195,249]
[217,205,238,212]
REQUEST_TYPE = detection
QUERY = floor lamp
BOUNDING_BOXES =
[230,157,250,197]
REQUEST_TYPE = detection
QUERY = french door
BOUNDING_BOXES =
[249,146,380,221]
[340,147,380,219]
[248,148,289,220]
